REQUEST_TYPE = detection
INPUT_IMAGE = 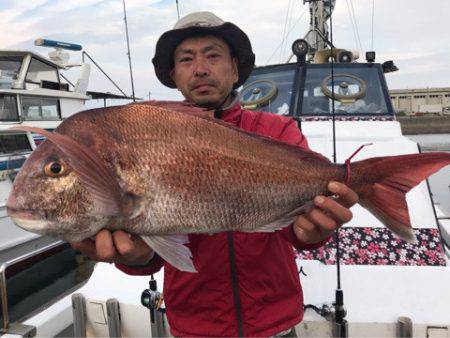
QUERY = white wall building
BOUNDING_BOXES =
[389,87,450,115]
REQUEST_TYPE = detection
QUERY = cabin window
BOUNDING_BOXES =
[25,58,58,84]
[0,56,23,89]
[0,94,19,121]
[21,96,61,120]
[239,66,296,115]
[300,66,390,116]
[0,133,32,155]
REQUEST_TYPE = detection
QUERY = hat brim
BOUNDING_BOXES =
[152,22,255,89]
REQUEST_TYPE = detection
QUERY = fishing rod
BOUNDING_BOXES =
[122,0,136,102]
[329,1,348,336]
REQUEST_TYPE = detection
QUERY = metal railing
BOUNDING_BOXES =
[0,240,64,332]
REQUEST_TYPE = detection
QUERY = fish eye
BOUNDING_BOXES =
[44,161,66,178]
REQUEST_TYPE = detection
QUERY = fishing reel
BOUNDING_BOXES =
[141,277,164,320]
[304,302,347,322]
[141,276,167,337]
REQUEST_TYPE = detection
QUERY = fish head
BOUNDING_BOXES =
[6,139,106,242]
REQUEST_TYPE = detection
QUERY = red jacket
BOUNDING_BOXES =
[117,103,328,337]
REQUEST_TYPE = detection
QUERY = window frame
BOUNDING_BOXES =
[24,57,60,85]
[20,96,62,121]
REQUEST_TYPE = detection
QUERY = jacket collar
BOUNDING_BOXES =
[216,91,243,125]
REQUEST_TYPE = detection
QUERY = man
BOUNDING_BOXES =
[72,11,358,337]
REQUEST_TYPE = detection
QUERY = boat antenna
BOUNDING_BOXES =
[122,0,136,102]
[371,0,375,51]
[175,0,180,20]
[329,2,347,336]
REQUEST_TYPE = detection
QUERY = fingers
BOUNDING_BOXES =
[112,230,135,258]
[112,230,154,266]
[70,238,97,259]
[293,183,358,245]
[70,229,154,266]
[308,203,340,230]
[328,181,359,208]
[314,195,353,225]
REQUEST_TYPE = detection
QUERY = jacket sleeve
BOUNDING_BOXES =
[268,115,331,250]
[115,253,164,276]
[280,224,330,250]
[275,117,310,150]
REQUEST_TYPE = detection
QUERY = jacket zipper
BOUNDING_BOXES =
[227,231,244,337]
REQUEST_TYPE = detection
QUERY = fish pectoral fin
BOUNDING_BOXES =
[242,202,314,233]
[141,235,197,273]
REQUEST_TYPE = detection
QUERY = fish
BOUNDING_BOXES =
[6,101,450,272]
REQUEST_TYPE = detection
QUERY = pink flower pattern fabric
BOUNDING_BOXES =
[296,227,446,266]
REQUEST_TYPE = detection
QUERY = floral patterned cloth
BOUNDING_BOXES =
[300,116,394,122]
[296,227,446,266]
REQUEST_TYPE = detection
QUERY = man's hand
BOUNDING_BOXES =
[70,229,154,266]
[294,181,359,245]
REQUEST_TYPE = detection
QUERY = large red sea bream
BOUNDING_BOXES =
[6,102,450,272]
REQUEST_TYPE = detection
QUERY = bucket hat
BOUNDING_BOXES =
[152,11,255,89]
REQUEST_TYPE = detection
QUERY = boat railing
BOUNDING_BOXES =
[0,240,64,334]
[418,144,450,258]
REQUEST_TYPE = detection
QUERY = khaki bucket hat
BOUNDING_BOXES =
[152,11,255,89]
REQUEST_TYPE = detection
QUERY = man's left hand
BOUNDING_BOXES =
[293,181,359,245]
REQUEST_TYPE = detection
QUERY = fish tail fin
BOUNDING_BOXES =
[351,152,450,243]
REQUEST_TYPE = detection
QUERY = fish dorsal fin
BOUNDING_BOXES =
[136,101,331,163]
[10,126,128,217]
[131,100,215,119]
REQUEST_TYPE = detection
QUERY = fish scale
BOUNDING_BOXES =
[6,101,450,272]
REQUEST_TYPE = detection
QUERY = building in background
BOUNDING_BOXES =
[389,87,450,116]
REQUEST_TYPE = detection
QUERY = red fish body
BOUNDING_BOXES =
[6,102,450,271]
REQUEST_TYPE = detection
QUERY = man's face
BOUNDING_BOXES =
[170,35,239,108]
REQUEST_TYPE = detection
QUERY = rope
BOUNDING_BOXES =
[344,143,373,185]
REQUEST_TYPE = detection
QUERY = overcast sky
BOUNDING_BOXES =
[1,0,449,103]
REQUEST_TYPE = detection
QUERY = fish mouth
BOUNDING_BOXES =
[6,207,49,232]
[10,217,50,233]
[6,206,42,220]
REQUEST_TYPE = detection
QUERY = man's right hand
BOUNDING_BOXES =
[70,229,154,266]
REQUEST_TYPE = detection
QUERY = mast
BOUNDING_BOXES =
[303,0,336,57]
[122,0,136,102]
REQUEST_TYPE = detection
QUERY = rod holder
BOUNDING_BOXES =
[71,293,86,337]
[397,316,413,337]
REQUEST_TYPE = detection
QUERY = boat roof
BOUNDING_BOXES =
[0,50,64,69]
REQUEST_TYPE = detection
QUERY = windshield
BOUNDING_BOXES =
[300,65,390,116]
[0,56,23,89]
[239,65,296,116]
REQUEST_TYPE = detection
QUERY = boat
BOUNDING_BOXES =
[1,1,449,337]
[0,39,133,335]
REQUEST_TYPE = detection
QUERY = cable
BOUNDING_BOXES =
[345,0,363,56]
[283,0,296,59]
[345,0,359,55]
[175,0,180,20]
[349,0,364,55]
[280,0,292,63]
[265,6,308,65]
[371,0,375,51]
